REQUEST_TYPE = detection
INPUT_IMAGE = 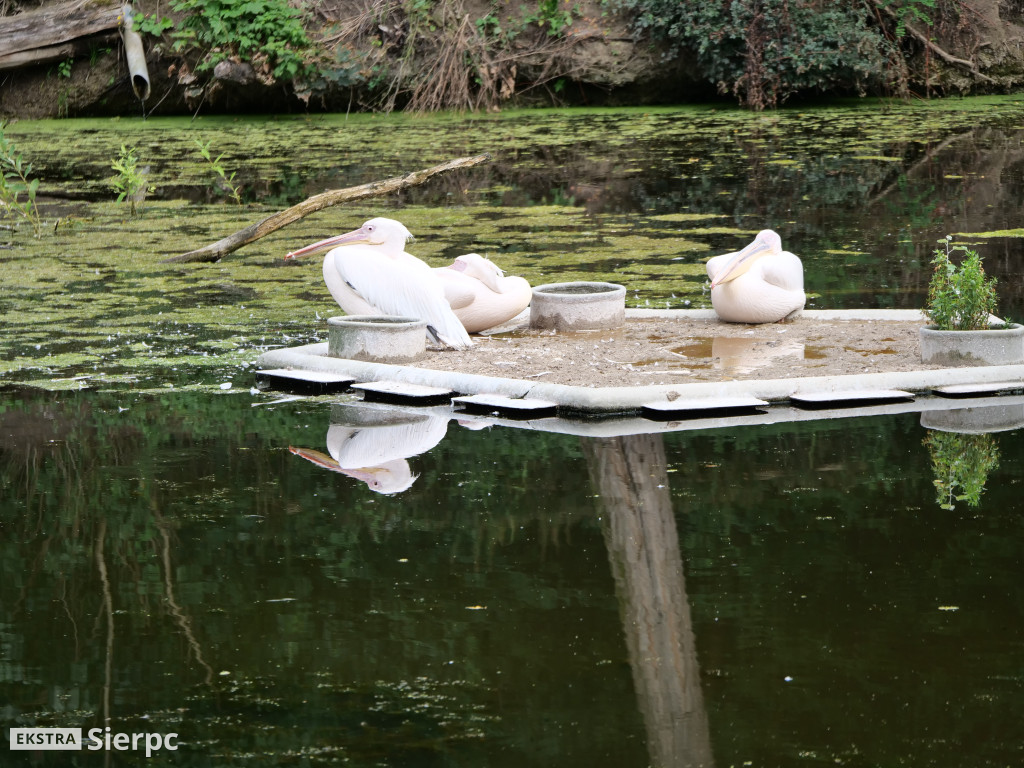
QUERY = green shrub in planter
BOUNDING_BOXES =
[925,236,999,331]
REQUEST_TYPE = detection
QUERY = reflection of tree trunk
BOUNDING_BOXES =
[155,513,215,685]
[582,435,714,768]
[95,518,113,731]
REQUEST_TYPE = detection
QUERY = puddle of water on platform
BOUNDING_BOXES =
[845,346,899,356]
[667,336,806,375]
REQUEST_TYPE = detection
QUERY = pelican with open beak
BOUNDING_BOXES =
[706,229,805,323]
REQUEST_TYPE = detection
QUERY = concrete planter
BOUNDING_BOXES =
[327,315,427,363]
[530,281,626,331]
[920,323,1024,366]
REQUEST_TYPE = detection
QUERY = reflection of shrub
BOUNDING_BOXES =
[923,430,1000,510]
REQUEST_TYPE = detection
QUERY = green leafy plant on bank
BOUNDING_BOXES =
[54,57,73,118]
[611,0,966,109]
[134,13,174,38]
[925,236,998,331]
[110,145,148,215]
[923,430,1000,510]
[195,139,242,204]
[614,0,889,109]
[167,0,316,80]
[878,0,937,38]
[526,0,579,36]
[0,123,42,237]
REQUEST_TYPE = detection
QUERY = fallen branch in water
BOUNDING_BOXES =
[163,152,492,264]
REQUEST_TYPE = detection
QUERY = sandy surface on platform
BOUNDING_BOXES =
[414,315,946,388]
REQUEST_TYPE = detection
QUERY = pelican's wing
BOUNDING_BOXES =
[759,252,804,292]
[436,269,477,310]
[334,249,473,349]
[327,416,449,467]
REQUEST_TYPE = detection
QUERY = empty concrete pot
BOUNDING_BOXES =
[530,281,626,331]
[327,315,427,363]
[920,323,1024,366]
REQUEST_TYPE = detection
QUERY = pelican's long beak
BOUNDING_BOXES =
[290,447,387,483]
[709,236,773,289]
[289,446,342,470]
[337,465,390,485]
[284,227,370,260]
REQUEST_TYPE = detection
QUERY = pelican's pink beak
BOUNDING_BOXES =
[709,235,773,289]
[289,446,342,470]
[284,225,371,260]
[448,258,469,272]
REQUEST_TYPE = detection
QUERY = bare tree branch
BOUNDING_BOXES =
[163,153,492,263]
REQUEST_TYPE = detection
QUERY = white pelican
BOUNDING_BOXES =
[289,410,449,495]
[706,229,805,323]
[286,217,473,350]
[435,253,532,333]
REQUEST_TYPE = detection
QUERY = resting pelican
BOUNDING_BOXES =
[286,217,473,350]
[706,229,805,323]
[289,409,449,495]
[435,253,532,333]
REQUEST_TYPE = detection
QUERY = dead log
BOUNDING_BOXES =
[163,153,492,264]
[0,0,121,72]
[0,35,117,71]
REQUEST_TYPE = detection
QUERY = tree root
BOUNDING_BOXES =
[869,0,995,84]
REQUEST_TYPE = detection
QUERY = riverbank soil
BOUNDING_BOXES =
[415,316,947,388]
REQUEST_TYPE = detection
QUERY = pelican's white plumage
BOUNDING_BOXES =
[286,217,473,349]
[435,253,532,333]
[706,229,805,323]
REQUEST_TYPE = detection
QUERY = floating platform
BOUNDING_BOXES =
[255,309,1024,426]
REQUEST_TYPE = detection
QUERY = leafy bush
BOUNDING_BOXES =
[167,0,315,80]
[925,236,998,331]
[615,0,892,108]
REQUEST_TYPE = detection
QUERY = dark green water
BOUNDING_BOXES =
[1,389,1022,766]
[2,99,1024,765]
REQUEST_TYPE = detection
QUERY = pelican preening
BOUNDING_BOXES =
[286,217,474,350]
[436,253,532,333]
[706,229,806,324]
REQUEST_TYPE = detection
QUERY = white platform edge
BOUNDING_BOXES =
[256,309,1024,415]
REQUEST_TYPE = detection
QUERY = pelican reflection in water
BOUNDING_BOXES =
[289,409,449,495]
[706,229,805,323]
